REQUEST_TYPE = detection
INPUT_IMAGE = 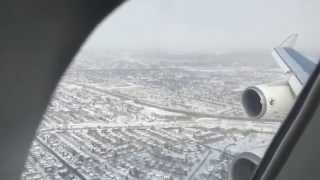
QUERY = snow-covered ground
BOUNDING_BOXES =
[22,51,285,180]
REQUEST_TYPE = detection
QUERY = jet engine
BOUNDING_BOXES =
[241,82,295,119]
[228,152,261,180]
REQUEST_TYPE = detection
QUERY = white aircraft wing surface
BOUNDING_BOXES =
[272,47,316,85]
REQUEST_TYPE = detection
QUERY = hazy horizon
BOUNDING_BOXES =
[81,0,320,55]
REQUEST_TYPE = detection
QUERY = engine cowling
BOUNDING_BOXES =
[241,82,295,119]
[228,152,261,180]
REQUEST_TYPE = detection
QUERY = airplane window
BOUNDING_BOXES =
[22,0,319,180]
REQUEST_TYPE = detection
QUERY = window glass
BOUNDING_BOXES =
[22,0,319,180]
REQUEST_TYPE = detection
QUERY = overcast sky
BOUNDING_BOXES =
[83,0,320,54]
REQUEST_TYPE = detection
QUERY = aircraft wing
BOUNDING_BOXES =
[239,45,314,118]
[272,47,316,85]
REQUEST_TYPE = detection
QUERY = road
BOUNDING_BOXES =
[187,150,212,180]
[74,83,279,122]
[35,137,87,180]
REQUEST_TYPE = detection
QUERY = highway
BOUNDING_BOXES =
[74,83,279,122]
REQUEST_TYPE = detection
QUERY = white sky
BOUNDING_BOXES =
[83,0,320,54]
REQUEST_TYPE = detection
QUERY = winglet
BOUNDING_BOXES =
[272,34,316,85]
[272,33,299,74]
[279,33,299,47]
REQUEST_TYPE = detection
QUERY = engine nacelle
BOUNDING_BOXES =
[228,152,261,180]
[242,82,295,119]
